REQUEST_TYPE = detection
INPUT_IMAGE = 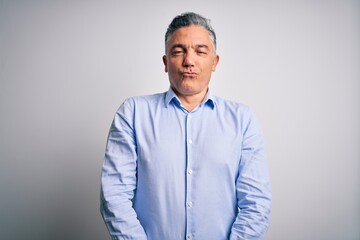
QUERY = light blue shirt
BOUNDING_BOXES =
[100,88,271,240]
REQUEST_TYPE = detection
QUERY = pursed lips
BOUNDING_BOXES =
[181,71,198,78]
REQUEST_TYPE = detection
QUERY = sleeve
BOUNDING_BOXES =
[100,99,147,240]
[229,108,272,240]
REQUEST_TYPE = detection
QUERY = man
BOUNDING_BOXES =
[100,12,271,240]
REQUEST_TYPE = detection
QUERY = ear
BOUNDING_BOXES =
[162,55,168,72]
[211,54,220,72]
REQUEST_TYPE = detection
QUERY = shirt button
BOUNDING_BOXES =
[187,201,193,207]
[188,139,193,144]
[188,169,193,174]
[187,233,192,239]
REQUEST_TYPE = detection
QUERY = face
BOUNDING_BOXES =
[163,25,219,100]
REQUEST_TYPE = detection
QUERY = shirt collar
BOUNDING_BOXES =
[165,87,216,110]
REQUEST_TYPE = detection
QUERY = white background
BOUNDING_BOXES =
[0,0,359,239]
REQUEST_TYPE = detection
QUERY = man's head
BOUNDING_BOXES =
[165,12,217,53]
[163,12,219,102]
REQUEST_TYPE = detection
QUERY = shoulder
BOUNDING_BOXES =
[114,92,166,119]
[119,92,166,110]
[213,95,252,116]
[213,95,264,137]
[125,92,165,104]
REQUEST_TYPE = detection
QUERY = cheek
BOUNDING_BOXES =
[208,61,218,73]
[168,62,180,74]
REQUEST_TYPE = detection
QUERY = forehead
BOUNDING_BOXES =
[168,25,213,47]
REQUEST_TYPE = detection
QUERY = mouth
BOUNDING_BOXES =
[182,72,198,78]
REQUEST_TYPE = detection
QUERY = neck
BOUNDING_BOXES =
[173,88,208,112]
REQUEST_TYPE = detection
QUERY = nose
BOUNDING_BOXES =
[183,52,195,67]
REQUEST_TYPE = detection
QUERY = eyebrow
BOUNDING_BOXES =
[170,44,185,51]
[170,44,210,51]
[195,44,210,50]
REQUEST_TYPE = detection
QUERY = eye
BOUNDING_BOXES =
[196,48,208,55]
[171,48,185,56]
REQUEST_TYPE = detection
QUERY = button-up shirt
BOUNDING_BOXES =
[100,88,271,240]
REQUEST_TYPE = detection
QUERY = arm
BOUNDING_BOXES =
[230,109,272,240]
[100,100,147,240]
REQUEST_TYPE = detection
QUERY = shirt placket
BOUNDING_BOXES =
[185,112,195,239]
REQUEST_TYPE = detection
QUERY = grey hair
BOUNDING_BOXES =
[165,12,217,52]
